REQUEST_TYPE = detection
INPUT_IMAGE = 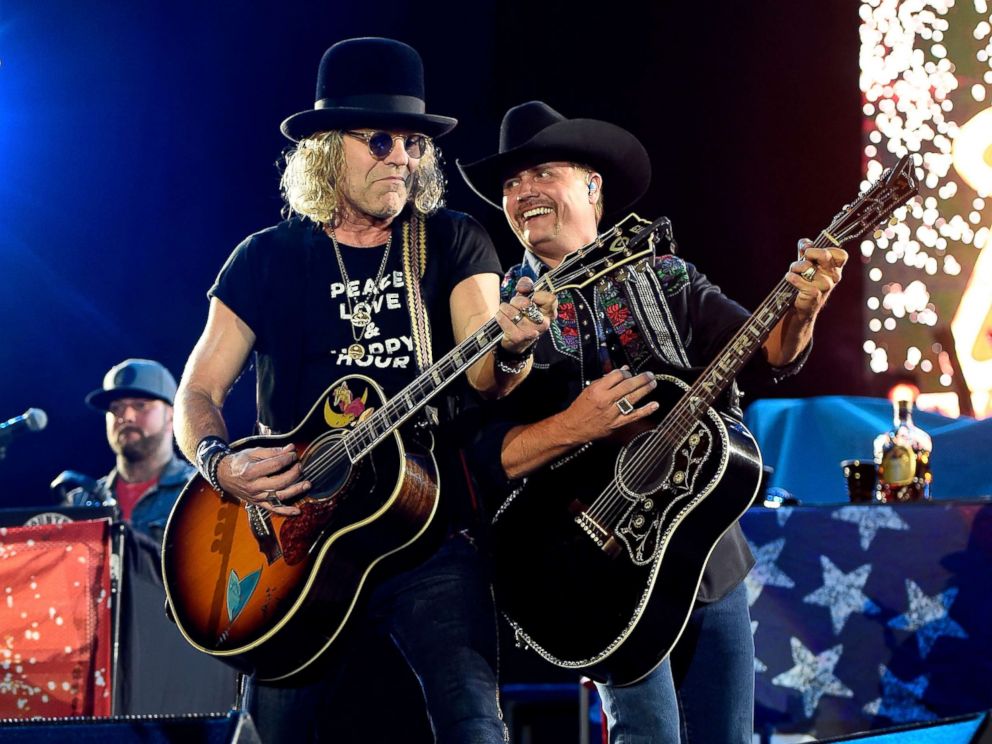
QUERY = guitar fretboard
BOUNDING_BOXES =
[336,216,670,463]
[659,277,798,448]
[642,154,919,462]
[342,317,505,461]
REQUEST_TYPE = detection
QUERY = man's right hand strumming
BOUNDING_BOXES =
[217,444,309,517]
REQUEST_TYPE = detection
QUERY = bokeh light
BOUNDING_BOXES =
[860,0,992,417]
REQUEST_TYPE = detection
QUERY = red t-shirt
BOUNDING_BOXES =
[114,476,158,521]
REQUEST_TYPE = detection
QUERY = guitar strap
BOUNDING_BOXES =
[401,215,433,373]
[618,264,692,370]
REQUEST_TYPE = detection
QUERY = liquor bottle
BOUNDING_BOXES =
[873,399,933,502]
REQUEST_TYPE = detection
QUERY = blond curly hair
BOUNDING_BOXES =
[280,131,446,224]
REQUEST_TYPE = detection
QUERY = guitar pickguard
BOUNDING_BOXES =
[614,423,714,566]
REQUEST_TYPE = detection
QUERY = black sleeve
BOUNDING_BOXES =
[683,262,752,364]
[461,393,525,510]
[461,349,563,504]
[443,211,502,291]
[208,235,262,337]
[683,262,810,385]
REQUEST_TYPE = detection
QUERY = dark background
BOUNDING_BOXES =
[0,2,868,740]
[0,1,864,505]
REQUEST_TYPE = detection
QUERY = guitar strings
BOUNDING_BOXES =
[296,190,899,512]
[582,208,885,531]
[285,174,913,503]
[582,277,804,531]
[587,223,853,526]
[290,190,905,514]
[295,239,640,488]
[591,194,904,527]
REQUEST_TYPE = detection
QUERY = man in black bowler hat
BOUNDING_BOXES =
[459,101,848,743]
[173,39,555,742]
[68,358,193,547]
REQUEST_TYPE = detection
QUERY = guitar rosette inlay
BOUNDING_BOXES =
[615,423,714,566]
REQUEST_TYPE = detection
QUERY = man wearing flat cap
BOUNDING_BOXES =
[173,38,543,743]
[68,358,192,546]
[460,101,848,742]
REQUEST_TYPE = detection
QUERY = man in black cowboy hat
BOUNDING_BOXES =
[459,101,848,743]
[68,358,193,546]
[174,38,552,743]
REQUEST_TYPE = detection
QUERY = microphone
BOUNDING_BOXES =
[51,469,99,495]
[0,408,48,446]
[50,469,114,506]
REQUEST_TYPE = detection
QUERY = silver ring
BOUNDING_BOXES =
[510,311,524,324]
[265,490,283,507]
[615,396,634,415]
[523,304,544,324]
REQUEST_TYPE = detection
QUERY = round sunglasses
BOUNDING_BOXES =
[345,130,429,160]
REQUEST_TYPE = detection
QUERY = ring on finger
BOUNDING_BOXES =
[523,304,544,324]
[615,396,635,415]
[510,311,524,324]
[264,490,283,507]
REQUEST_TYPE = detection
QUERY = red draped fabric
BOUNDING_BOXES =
[0,519,113,717]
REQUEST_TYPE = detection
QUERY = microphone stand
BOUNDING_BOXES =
[109,521,126,715]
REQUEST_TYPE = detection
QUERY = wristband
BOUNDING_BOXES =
[493,342,535,375]
[195,436,231,493]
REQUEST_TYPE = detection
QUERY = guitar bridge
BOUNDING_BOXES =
[247,503,283,565]
[571,501,622,558]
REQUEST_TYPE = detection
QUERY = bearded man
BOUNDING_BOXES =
[68,357,191,546]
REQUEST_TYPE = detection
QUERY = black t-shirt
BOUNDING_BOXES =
[209,208,501,435]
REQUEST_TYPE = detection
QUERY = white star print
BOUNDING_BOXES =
[888,580,968,658]
[831,505,909,550]
[803,555,880,635]
[744,537,795,606]
[772,637,854,718]
[751,620,767,673]
[863,664,937,723]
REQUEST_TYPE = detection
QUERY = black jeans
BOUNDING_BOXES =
[248,533,506,743]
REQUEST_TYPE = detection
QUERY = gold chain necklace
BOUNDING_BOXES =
[327,227,393,361]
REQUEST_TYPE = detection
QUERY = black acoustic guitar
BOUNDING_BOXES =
[161,213,672,681]
[490,155,919,686]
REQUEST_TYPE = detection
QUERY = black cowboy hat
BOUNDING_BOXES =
[457,101,651,215]
[280,37,457,142]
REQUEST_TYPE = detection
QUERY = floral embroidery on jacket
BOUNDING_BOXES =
[655,254,689,296]
[501,254,689,364]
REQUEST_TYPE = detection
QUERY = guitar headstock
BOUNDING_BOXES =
[820,154,920,249]
[538,214,674,293]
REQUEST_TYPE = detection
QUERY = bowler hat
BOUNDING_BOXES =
[280,37,457,142]
[457,101,651,217]
[85,359,178,411]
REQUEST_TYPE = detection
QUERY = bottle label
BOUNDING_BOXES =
[881,444,917,486]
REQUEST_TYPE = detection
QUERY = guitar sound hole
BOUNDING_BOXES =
[309,470,351,502]
[617,432,674,498]
[302,438,353,500]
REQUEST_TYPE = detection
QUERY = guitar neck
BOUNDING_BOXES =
[339,216,669,461]
[661,276,799,443]
[343,316,505,461]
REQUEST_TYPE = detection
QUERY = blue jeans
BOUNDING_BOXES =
[248,532,506,743]
[595,582,754,744]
